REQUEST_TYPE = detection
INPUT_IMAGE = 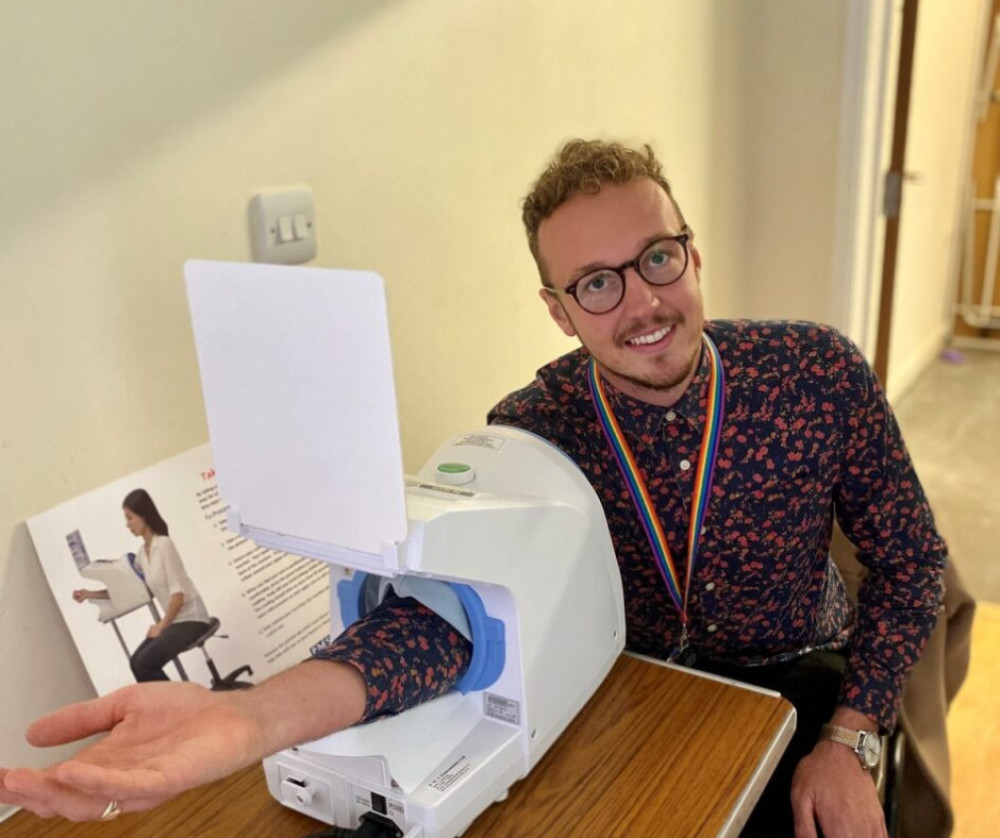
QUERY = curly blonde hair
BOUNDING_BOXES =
[522,139,686,283]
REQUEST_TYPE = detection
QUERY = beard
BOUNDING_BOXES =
[603,344,701,393]
[585,316,704,404]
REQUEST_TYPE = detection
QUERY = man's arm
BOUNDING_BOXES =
[0,659,365,821]
[792,329,944,838]
[2,595,471,821]
[832,334,946,729]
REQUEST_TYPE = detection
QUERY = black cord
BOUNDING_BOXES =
[301,828,353,838]
[300,811,404,838]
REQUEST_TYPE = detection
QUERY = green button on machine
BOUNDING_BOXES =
[436,462,475,486]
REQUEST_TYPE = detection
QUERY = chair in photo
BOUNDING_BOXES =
[173,617,254,690]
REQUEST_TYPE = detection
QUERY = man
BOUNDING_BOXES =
[487,140,947,837]
[1,140,946,838]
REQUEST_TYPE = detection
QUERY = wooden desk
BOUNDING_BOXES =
[3,655,793,838]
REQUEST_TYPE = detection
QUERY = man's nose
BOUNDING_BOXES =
[621,267,660,313]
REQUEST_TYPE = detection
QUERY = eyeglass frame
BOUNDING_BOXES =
[543,226,694,315]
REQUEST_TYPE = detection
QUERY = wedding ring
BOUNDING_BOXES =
[98,799,122,822]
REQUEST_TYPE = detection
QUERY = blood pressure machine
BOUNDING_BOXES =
[185,261,625,838]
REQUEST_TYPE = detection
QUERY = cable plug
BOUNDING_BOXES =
[302,811,404,838]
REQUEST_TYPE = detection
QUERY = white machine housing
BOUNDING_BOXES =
[261,427,624,836]
[184,260,625,838]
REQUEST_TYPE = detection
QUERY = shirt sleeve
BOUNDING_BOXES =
[831,333,947,730]
[488,378,589,463]
[311,594,473,723]
[158,537,187,599]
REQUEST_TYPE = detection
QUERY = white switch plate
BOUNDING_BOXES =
[248,186,317,264]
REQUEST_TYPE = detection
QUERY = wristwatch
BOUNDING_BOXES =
[819,724,882,770]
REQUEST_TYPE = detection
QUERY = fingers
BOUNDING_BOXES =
[0,782,56,819]
[3,765,171,822]
[791,797,818,838]
[0,769,30,810]
[26,689,131,748]
[54,760,180,800]
[3,768,96,821]
[4,766,171,822]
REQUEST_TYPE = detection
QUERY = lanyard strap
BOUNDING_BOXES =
[588,333,725,630]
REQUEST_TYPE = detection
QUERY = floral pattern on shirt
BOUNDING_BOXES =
[487,320,946,731]
[313,595,473,723]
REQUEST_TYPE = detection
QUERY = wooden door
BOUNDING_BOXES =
[954,0,1000,345]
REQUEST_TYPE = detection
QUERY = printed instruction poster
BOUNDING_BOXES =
[28,444,345,696]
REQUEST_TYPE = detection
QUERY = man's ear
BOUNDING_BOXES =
[691,244,703,273]
[540,288,578,338]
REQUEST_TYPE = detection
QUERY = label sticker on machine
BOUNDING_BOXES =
[483,692,520,725]
[454,433,506,451]
[427,755,472,793]
[410,481,476,498]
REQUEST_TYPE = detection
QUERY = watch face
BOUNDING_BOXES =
[860,733,881,768]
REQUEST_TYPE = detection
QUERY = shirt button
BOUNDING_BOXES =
[707,624,718,633]
[679,459,692,471]
[704,582,716,592]
[666,410,677,422]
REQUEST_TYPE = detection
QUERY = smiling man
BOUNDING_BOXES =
[1,141,947,838]
[488,140,948,838]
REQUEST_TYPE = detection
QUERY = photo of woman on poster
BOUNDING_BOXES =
[72,489,212,682]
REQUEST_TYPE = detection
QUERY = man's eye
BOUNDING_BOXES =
[582,273,613,293]
[647,250,671,268]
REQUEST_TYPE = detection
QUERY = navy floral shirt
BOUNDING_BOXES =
[315,320,946,732]
[489,320,946,730]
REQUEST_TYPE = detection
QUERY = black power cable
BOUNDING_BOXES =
[301,811,404,838]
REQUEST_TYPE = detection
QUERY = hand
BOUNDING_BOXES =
[0,683,267,821]
[72,590,92,603]
[147,622,164,639]
[0,660,366,822]
[791,741,888,838]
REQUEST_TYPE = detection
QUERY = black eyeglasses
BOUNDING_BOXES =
[547,227,693,315]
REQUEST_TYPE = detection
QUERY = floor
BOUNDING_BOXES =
[894,348,1000,605]
[946,602,1000,838]
[893,347,1000,838]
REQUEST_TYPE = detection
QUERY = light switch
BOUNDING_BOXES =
[293,213,309,241]
[248,186,317,264]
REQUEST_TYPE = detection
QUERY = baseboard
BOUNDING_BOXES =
[0,804,18,824]
[951,335,1000,352]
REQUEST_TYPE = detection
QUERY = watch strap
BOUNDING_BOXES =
[820,724,880,769]
[820,723,861,748]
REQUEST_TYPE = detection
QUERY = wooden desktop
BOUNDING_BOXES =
[3,654,793,838]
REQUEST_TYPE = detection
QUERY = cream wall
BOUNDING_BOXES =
[0,0,865,817]
[0,0,724,800]
[707,0,849,325]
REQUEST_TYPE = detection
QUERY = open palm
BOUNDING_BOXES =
[0,682,265,821]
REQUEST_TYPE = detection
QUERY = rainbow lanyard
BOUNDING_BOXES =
[588,333,725,657]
